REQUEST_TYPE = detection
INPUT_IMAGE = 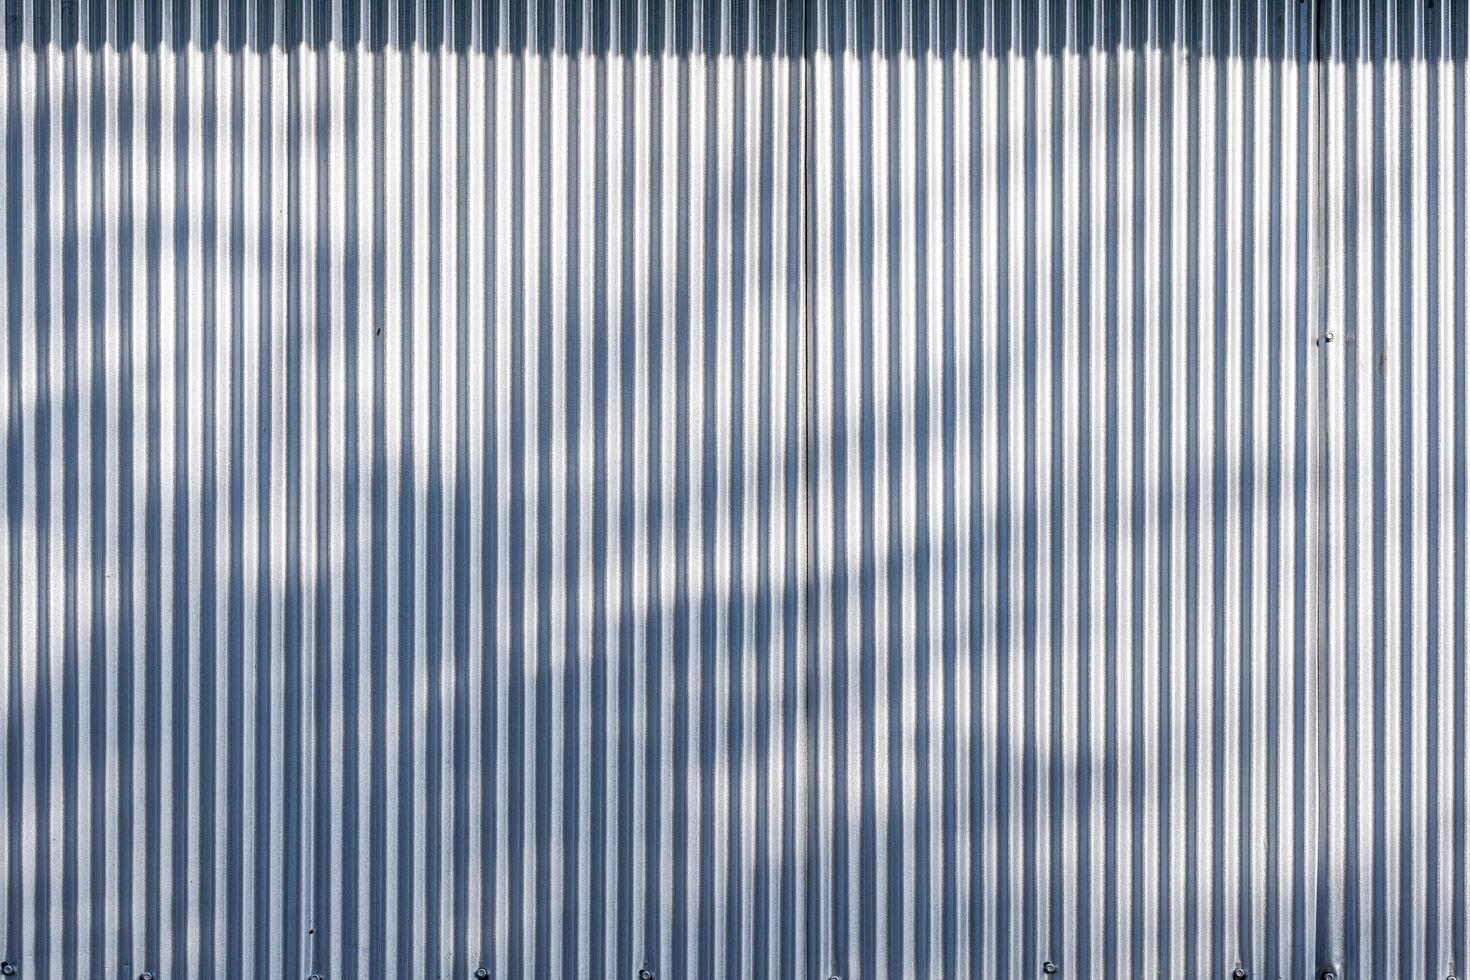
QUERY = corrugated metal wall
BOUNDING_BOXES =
[2,1,1467,979]
[806,2,1324,978]
[1318,1,1470,978]
[3,1,811,977]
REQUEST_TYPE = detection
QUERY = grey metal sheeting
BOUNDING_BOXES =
[1,1,1467,978]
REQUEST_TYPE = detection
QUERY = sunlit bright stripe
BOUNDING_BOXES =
[181,32,205,980]
[950,32,977,980]
[921,41,944,980]
[1112,25,1138,979]
[737,42,760,980]
[546,38,569,980]
[895,37,918,980]
[74,22,98,976]
[710,45,732,980]
[352,26,377,979]
[464,28,488,980]
[655,17,679,978]
[628,39,649,980]
[17,35,39,979]
[436,20,461,977]
[298,33,322,980]
[126,25,148,974]
[1139,28,1163,978]
[682,37,705,980]
[407,19,431,972]
[870,39,892,980]
[44,35,65,977]
[380,28,403,976]
[808,38,834,979]
[1432,19,1456,972]
[491,32,513,980]
[323,33,348,980]
[837,42,862,980]
[572,23,596,976]
[208,28,233,979]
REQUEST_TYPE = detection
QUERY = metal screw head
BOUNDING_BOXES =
[1322,973,1336,980]
[140,973,155,980]
[1234,969,1247,979]
[1043,963,1058,975]
[309,975,324,980]
[638,971,653,980]
[1,963,15,976]
[476,971,490,979]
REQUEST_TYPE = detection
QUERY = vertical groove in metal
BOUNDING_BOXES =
[4,2,1469,979]
[2,1,810,978]
[807,1,1323,977]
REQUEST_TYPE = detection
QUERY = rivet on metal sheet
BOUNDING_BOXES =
[476,970,490,979]
[638,970,653,980]
[1043,962,1058,975]
[1,963,14,976]
[1234,969,1247,979]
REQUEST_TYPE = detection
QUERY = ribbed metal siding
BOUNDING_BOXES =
[807,3,1323,978]
[3,1,810,978]
[4,2,1469,979]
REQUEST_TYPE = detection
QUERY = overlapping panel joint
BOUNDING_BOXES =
[1318,0,1470,977]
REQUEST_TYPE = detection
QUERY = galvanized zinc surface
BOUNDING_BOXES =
[809,2,1323,978]
[1,1,1467,979]
[4,2,810,978]
[1318,1,1470,977]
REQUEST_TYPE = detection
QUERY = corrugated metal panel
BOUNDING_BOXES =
[3,1,810,978]
[807,3,1323,978]
[1318,1,1470,978]
[3,2,1468,979]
